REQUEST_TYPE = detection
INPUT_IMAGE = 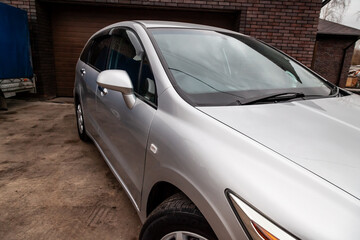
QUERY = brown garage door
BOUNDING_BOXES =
[51,4,238,96]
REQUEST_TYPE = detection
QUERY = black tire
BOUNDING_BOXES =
[75,99,89,142]
[140,193,217,240]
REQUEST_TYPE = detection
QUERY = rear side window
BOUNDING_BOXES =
[88,36,111,71]
[80,40,92,63]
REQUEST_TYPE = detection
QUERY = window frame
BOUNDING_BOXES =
[107,27,158,108]
[147,27,341,107]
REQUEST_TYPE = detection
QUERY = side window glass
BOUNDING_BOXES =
[139,55,156,104]
[108,29,157,105]
[108,30,142,89]
[88,36,111,71]
[80,40,92,63]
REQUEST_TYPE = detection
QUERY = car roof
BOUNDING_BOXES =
[103,20,237,33]
[135,20,239,34]
[136,20,219,29]
[90,20,245,42]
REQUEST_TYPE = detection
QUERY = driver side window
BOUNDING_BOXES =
[108,29,156,106]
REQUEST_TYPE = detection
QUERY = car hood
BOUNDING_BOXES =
[198,95,360,199]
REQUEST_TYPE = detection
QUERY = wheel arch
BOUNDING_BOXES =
[146,181,181,216]
[142,177,227,239]
[74,88,80,104]
[140,148,235,239]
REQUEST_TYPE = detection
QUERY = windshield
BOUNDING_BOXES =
[150,28,333,106]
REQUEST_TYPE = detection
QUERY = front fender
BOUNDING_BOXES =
[139,88,248,240]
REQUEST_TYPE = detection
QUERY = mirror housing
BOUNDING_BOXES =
[97,70,136,109]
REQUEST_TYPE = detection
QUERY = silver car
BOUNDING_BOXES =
[74,21,360,240]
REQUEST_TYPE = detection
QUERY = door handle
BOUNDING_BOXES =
[98,86,108,96]
[80,68,86,76]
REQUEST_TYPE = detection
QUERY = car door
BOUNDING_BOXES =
[95,28,157,208]
[81,35,112,139]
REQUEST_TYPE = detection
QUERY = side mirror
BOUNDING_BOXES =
[97,70,136,109]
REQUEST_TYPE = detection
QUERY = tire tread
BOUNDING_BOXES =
[140,193,217,240]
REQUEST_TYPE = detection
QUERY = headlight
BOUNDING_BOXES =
[226,190,298,240]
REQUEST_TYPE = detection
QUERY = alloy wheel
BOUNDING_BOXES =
[77,104,84,134]
[161,231,209,240]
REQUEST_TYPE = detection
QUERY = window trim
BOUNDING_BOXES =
[134,92,157,109]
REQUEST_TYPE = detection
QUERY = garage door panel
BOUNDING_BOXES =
[52,55,80,62]
[56,82,77,88]
[53,38,89,46]
[53,48,84,53]
[57,88,75,96]
[55,72,76,79]
[55,63,79,70]
[52,32,95,39]
[56,82,75,87]
[52,4,238,96]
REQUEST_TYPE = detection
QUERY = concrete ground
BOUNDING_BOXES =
[0,99,141,240]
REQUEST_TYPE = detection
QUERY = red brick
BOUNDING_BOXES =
[1,0,321,95]
[312,36,358,87]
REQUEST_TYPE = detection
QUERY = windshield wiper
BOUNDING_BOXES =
[239,92,306,105]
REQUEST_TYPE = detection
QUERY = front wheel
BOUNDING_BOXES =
[140,193,217,240]
[75,101,89,142]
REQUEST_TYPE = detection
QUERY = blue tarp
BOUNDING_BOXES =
[0,3,33,79]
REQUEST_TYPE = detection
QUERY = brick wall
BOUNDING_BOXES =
[312,36,358,87]
[1,0,322,97]
[244,1,321,68]
[32,1,57,97]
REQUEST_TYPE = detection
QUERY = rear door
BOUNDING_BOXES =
[82,35,112,138]
[95,28,157,208]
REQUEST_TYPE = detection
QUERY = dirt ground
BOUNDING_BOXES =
[0,99,141,240]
